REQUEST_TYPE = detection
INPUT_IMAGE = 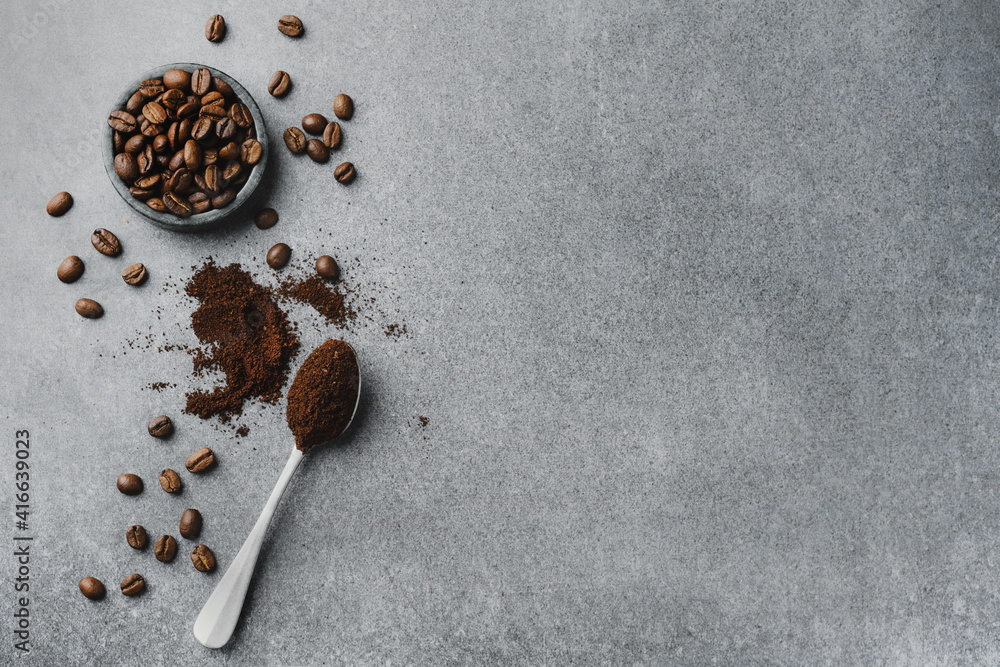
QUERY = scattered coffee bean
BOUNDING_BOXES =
[114,153,139,182]
[163,69,191,90]
[302,113,327,134]
[277,15,304,36]
[120,573,145,596]
[283,127,306,154]
[46,191,73,216]
[206,14,226,42]
[117,473,143,495]
[79,577,105,600]
[147,415,173,437]
[57,256,84,283]
[122,263,147,286]
[180,508,203,539]
[322,122,342,149]
[75,298,103,319]
[267,243,291,269]
[334,162,356,184]
[155,535,178,562]
[91,228,121,256]
[126,525,148,549]
[191,545,216,572]
[159,468,183,494]
[186,447,216,473]
[254,208,278,229]
[315,255,340,279]
[306,139,328,163]
[268,70,291,97]
[333,93,354,120]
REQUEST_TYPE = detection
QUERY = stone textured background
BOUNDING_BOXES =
[1,0,999,663]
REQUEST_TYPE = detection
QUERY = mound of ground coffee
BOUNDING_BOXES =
[286,339,360,452]
[184,262,300,421]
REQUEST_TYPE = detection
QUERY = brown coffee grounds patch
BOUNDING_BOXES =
[278,275,357,328]
[183,262,300,422]
[286,339,360,452]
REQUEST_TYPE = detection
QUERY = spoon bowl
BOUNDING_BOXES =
[193,341,360,649]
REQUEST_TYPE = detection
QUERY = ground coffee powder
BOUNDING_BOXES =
[286,339,360,452]
[184,262,300,421]
[278,274,356,327]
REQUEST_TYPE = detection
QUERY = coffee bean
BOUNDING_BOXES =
[283,127,306,154]
[140,118,162,138]
[302,113,327,134]
[213,77,234,99]
[147,415,172,438]
[229,103,252,128]
[159,468,182,494]
[306,139,328,163]
[161,88,185,110]
[168,150,186,173]
[218,141,239,162]
[130,186,156,201]
[126,525,148,549]
[46,191,73,216]
[267,243,291,269]
[165,168,192,194]
[191,117,213,141]
[124,135,146,154]
[191,545,216,572]
[333,94,354,120]
[201,104,228,122]
[216,118,236,141]
[163,69,191,90]
[184,139,203,170]
[147,198,167,212]
[108,110,137,133]
[139,79,164,98]
[57,256,84,283]
[143,101,167,124]
[126,90,145,115]
[189,192,212,214]
[136,174,162,189]
[91,227,121,256]
[122,263,147,286]
[179,509,203,539]
[177,100,199,119]
[322,122,342,149]
[201,91,225,108]
[268,70,291,97]
[203,165,222,194]
[202,148,218,166]
[241,139,262,165]
[113,131,127,153]
[278,15,303,36]
[117,473,142,495]
[75,298,103,319]
[185,447,216,473]
[115,153,139,183]
[222,161,242,183]
[316,255,340,279]
[192,67,213,95]
[163,192,193,218]
[155,535,178,562]
[79,577,105,600]
[206,14,226,42]
[334,162,356,184]
[120,574,145,596]
[137,144,155,175]
[254,208,278,229]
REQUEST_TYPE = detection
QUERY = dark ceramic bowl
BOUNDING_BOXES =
[102,63,268,232]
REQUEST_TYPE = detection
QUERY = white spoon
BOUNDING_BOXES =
[193,340,361,649]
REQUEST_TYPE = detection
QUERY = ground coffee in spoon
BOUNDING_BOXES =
[286,339,360,452]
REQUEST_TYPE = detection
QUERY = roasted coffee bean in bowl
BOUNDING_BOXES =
[103,63,269,232]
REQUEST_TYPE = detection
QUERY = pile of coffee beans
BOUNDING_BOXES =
[108,67,262,218]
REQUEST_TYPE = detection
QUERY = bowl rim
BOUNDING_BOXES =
[102,62,268,232]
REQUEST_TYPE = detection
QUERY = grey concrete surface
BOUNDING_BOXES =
[1,0,999,663]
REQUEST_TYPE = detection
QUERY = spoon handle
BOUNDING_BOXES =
[193,448,304,648]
